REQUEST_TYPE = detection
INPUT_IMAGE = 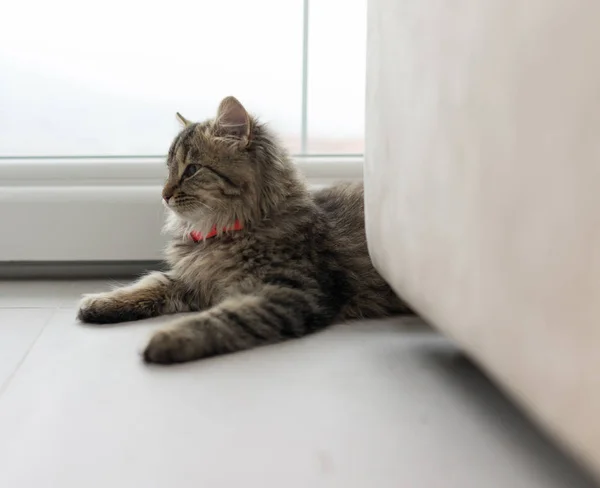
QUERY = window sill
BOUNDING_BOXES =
[0,156,363,261]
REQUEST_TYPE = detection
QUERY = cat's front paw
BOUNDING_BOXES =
[143,327,203,364]
[77,292,123,324]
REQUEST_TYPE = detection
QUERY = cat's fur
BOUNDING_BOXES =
[77,96,409,364]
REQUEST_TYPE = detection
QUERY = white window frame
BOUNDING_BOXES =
[0,156,363,261]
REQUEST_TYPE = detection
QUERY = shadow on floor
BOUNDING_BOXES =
[420,347,597,487]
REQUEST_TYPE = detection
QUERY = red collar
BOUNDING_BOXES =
[189,220,243,242]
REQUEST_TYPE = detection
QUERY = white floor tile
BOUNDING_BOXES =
[0,308,53,390]
[0,280,124,308]
[0,308,593,488]
[58,280,125,308]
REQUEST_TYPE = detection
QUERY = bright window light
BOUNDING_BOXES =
[0,0,366,157]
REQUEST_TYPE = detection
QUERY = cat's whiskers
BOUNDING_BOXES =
[196,201,213,211]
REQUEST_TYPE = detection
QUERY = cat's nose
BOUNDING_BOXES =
[162,188,174,203]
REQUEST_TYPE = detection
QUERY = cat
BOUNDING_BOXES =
[77,96,410,364]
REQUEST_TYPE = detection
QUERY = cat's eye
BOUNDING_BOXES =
[183,164,201,179]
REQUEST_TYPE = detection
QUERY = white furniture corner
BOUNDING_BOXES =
[365,0,600,481]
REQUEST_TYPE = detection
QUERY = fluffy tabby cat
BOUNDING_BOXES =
[77,96,409,364]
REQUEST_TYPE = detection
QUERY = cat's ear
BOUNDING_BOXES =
[176,112,192,127]
[215,96,251,145]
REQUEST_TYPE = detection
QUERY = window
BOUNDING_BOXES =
[307,0,366,155]
[0,0,365,263]
[0,0,366,157]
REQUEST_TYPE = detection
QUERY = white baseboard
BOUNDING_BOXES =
[0,157,363,261]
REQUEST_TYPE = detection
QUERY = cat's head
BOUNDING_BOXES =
[162,96,304,233]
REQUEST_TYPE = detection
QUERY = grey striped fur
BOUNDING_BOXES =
[77,97,409,364]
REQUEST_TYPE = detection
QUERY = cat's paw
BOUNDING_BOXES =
[143,327,201,364]
[77,292,122,324]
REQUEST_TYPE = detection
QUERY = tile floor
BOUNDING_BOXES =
[0,280,595,487]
